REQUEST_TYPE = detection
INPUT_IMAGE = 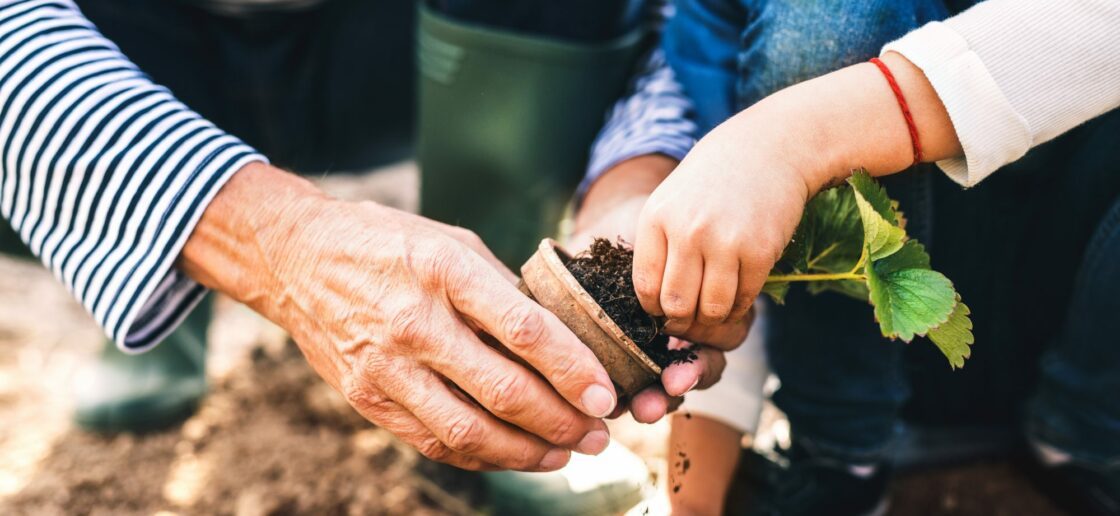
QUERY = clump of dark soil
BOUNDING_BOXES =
[566,238,696,369]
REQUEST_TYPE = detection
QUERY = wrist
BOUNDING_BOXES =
[722,53,955,197]
[179,162,328,314]
[576,154,677,231]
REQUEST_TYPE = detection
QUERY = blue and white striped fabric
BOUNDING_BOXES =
[0,0,265,352]
[578,4,699,202]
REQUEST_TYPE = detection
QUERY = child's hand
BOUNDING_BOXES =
[573,155,751,423]
[633,53,965,330]
[633,114,815,334]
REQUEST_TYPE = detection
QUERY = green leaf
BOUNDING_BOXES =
[762,171,976,370]
[928,299,974,369]
[848,170,900,225]
[875,240,931,274]
[761,281,790,304]
[773,186,864,275]
[850,171,906,261]
[807,279,869,300]
[802,188,864,272]
[866,253,956,342]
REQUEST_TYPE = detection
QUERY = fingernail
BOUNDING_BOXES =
[580,384,616,418]
[575,429,610,455]
[664,318,688,334]
[539,448,570,471]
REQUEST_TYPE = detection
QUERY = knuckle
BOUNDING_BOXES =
[676,224,702,246]
[698,302,732,323]
[501,302,546,351]
[684,218,712,239]
[660,293,693,320]
[388,299,431,345]
[425,245,459,277]
[444,413,485,453]
[710,231,741,252]
[757,230,791,265]
[455,227,485,248]
[545,414,581,446]
[549,354,585,390]
[417,436,453,462]
[484,373,529,420]
[633,274,659,301]
[341,378,392,416]
[415,240,463,287]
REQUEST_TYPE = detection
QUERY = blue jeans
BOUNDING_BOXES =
[665,0,1120,466]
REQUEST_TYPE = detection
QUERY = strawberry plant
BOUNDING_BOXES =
[763,170,974,368]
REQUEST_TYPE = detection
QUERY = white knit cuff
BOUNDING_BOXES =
[883,22,1031,186]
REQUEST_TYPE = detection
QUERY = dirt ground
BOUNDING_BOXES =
[0,164,1069,515]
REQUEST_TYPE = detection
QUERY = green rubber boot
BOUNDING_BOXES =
[416,4,645,267]
[0,221,210,433]
[484,440,653,516]
[71,295,211,433]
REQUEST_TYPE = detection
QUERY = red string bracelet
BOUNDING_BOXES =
[869,57,922,167]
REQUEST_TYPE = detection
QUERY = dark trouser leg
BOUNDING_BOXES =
[76,0,416,172]
[1026,194,1120,466]
[1022,117,1120,466]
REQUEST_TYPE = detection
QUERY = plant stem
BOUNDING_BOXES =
[765,272,867,283]
[805,242,840,270]
[848,246,869,275]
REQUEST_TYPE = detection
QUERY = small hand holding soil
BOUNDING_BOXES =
[565,238,697,369]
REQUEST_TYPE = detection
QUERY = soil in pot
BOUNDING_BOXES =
[565,238,696,369]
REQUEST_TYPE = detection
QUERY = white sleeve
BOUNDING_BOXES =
[0,0,265,352]
[883,0,1120,186]
[679,303,770,435]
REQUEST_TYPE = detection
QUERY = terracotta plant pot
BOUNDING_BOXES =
[518,239,661,395]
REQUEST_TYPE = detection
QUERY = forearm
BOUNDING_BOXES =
[178,163,325,319]
[0,0,264,350]
[712,51,960,195]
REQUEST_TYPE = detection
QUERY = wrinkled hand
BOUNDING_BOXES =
[184,165,618,471]
[573,156,750,423]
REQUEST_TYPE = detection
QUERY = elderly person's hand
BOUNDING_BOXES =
[572,155,750,423]
[181,163,617,471]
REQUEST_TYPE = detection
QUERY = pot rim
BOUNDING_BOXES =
[536,239,662,376]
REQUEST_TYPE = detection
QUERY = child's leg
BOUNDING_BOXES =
[668,413,745,515]
[668,306,770,513]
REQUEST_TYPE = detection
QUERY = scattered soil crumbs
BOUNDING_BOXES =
[671,449,690,494]
[566,239,696,369]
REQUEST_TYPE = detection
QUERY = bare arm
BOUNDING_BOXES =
[631,52,960,329]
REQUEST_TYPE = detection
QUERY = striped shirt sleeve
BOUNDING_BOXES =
[578,30,698,202]
[0,0,266,353]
